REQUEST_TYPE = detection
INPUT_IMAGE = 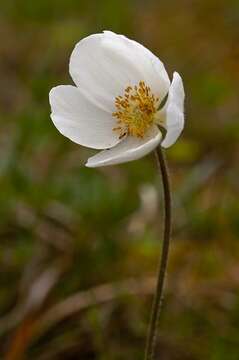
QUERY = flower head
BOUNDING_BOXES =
[49,31,185,167]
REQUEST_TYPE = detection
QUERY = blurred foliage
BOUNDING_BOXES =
[0,0,239,359]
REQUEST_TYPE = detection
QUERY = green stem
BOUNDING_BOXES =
[144,146,172,360]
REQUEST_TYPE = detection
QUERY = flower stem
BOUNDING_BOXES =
[144,146,172,360]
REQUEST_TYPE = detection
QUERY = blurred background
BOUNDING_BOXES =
[0,0,239,359]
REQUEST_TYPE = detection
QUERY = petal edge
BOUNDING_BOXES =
[161,72,185,148]
[86,126,162,167]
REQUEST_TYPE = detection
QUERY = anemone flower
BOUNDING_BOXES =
[49,31,184,167]
[49,31,185,360]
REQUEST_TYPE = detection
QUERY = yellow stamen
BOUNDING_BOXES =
[112,81,160,139]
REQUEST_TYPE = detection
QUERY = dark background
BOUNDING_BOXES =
[0,0,239,359]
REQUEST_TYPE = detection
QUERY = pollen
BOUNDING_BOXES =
[112,81,160,139]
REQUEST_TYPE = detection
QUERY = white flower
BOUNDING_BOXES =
[49,31,185,167]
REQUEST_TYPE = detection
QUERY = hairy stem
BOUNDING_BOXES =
[144,146,172,360]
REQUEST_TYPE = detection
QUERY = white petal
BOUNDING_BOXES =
[49,85,121,149]
[102,31,171,99]
[69,31,170,112]
[161,72,185,148]
[86,126,162,167]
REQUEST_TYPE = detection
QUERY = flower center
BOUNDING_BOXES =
[112,81,160,139]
